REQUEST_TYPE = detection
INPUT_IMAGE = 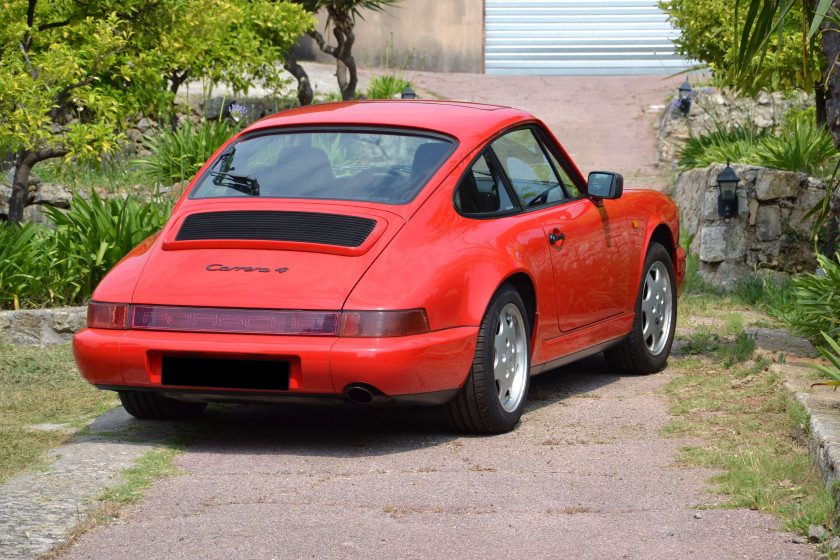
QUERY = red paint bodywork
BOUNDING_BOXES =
[74,101,685,404]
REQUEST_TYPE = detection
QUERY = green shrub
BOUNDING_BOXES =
[0,192,174,309]
[134,119,238,185]
[810,332,840,385]
[678,107,836,174]
[780,253,840,345]
[659,0,823,93]
[678,121,768,171]
[41,191,173,304]
[754,112,837,176]
[365,74,411,100]
[0,224,48,309]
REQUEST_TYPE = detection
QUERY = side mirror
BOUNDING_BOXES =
[587,171,623,199]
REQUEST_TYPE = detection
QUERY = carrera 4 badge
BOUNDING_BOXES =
[206,264,289,274]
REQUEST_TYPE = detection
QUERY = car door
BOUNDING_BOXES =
[490,127,629,332]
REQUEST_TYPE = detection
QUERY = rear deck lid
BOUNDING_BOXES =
[131,204,405,310]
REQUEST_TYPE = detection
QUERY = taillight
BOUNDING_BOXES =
[340,309,430,338]
[87,302,129,329]
[86,304,430,337]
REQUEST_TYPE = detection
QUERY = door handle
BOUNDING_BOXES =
[549,232,565,246]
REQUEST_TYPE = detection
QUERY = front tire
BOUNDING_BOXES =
[119,390,207,420]
[444,284,530,434]
[605,242,677,374]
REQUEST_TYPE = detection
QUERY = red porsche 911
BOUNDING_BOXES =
[74,100,686,434]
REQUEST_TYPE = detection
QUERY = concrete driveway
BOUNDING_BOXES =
[8,70,815,560]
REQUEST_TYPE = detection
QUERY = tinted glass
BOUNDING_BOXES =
[454,152,517,215]
[191,130,454,205]
[544,145,581,198]
[491,129,566,208]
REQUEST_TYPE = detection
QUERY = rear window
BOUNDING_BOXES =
[190,129,455,205]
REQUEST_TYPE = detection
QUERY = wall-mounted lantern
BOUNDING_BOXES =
[678,80,692,116]
[401,86,417,100]
[716,159,740,219]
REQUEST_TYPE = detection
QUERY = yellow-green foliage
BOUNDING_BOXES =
[0,0,315,176]
[659,0,824,93]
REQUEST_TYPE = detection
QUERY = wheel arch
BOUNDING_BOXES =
[503,272,537,339]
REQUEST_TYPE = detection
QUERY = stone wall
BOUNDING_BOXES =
[0,307,86,347]
[672,163,823,288]
[658,90,813,168]
[0,169,74,226]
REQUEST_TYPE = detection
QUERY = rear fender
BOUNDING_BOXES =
[343,174,552,332]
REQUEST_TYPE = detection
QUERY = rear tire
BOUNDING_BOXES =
[605,243,676,374]
[119,390,207,420]
[444,284,530,434]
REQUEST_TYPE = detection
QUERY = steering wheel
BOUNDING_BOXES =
[527,188,552,207]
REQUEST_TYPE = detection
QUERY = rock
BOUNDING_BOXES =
[51,310,86,334]
[748,199,759,226]
[829,536,840,553]
[203,97,236,121]
[5,167,41,186]
[136,117,153,133]
[0,307,88,347]
[698,260,752,291]
[125,128,144,143]
[788,186,825,238]
[699,226,727,263]
[809,524,830,543]
[693,512,703,519]
[756,91,773,105]
[755,204,782,241]
[34,183,72,209]
[754,168,801,201]
[22,205,54,228]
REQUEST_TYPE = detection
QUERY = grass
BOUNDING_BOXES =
[0,343,118,484]
[38,445,188,560]
[667,323,836,542]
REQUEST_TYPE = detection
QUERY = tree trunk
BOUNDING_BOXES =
[818,1,840,250]
[819,2,840,150]
[283,50,313,106]
[6,147,69,227]
[7,151,37,227]
[307,9,358,101]
[816,82,827,128]
[330,11,357,101]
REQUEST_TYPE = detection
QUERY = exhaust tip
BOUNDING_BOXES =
[344,384,381,405]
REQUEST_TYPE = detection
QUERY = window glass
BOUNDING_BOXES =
[544,146,581,198]
[454,153,517,215]
[190,130,453,205]
[491,129,566,208]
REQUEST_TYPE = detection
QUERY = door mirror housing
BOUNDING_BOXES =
[587,171,623,199]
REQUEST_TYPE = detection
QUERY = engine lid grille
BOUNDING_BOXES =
[176,211,377,248]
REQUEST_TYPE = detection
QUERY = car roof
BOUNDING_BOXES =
[246,100,538,141]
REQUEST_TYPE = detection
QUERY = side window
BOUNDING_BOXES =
[454,152,517,215]
[544,146,582,198]
[491,129,566,208]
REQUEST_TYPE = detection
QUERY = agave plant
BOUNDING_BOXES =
[810,331,840,388]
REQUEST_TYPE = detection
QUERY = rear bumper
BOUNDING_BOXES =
[73,326,478,404]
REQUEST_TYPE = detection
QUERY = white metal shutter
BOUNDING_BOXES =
[485,0,689,75]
